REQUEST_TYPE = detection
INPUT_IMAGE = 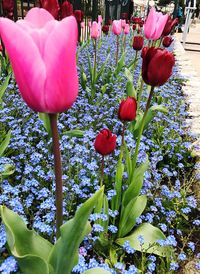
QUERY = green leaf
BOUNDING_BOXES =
[48,187,104,274]
[95,54,110,83]
[0,130,11,157]
[116,223,171,257]
[83,268,111,274]
[124,143,132,181]
[126,81,137,98]
[124,68,133,82]
[38,113,51,137]
[114,52,125,76]
[0,206,53,274]
[0,74,11,101]
[111,160,124,212]
[100,194,109,233]
[122,160,149,207]
[1,163,15,177]
[87,50,93,83]
[118,195,147,238]
[80,66,87,90]
[63,129,84,138]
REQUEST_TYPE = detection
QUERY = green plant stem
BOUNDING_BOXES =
[119,123,126,161]
[116,35,119,65]
[100,155,104,187]
[93,39,97,83]
[131,86,155,177]
[49,113,63,239]
[137,76,144,109]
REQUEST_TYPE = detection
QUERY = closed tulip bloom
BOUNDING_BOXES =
[118,97,137,121]
[121,13,128,20]
[142,47,175,86]
[162,16,178,36]
[91,21,100,39]
[98,15,103,24]
[132,36,144,51]
[112,20,122,35]
[40,0,59,19]
[0,8,78,113]
[121,19,126,29]
[162,36,173,47]
[80,21,85,29]
[132,24,136,30]
[88,20,92,28]
[2,0,14,18]
[144,7,168,40]
[74,10,84,23]
[124,24,130,34]
[94,129,117,156]
[60,0,73,19]
[102,25,109,34]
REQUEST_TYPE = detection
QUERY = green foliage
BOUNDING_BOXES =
[0,74,11,105]
[63,129,84,138]
[83,268,111,274]
[38,113,52,137]
[0,130,11,157]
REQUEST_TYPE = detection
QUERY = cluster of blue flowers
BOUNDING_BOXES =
[0,31,199,273]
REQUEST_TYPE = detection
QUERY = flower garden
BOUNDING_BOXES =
[0,3,200,274]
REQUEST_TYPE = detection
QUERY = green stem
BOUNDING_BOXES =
[93,39,97,82]
[49,113,63,239]
[131,86,155,177]
[137,76,144,109]
[100,155,104,187]
[116,35,119,65]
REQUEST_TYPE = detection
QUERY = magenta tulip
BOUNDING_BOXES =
[91,21,100,39]
[121,19,126,29]
[0,8,78,113]
[98,15,103,24]
[124,24,130,35]
[112,20,122,35]
[144,8,168,40]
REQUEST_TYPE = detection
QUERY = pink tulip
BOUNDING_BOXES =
[144,7,168,40]
[112,20,122,35]
[98,15,103,24]
[91,21,100,39]
[80,21,85,29]
[88,20,92,28]
[121,19,126,29]
[124,24,130,34]
[0,8,78,113]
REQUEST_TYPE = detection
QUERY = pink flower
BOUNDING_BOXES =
[0,8,78,113]
[98,15,103,24]
[80,21,85,29]
[124,23,130,34]
[91,21,100,39]
[112,20,122,35]
[144,8,168,40]
[121,19,126,29]
[88,20,92,28]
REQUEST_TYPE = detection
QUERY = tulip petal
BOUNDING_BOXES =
[153,14,168,40]
[144,8,157,39]
[24,7,54,28]
[43,16,78,113]
[0,18,46,111]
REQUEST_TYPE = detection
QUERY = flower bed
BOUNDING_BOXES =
[0,7,200,274]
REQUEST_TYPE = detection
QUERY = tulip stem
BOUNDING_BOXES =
[131,86,154,177]
[49,113,63,239]
[100,156,105,187]
[93,39,97,82]
[137,77,144,109]
[116,35,119,65]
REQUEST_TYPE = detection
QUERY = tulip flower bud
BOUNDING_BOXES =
[121,19,126,29]
[91,21,100,39]
[102,25,109,34]
[94,129,117,156]
[121,13,128,20]
[40,0,60,19]
[74,9,84,23]
[98,15,103,24]
[118,97,137,122]
[162,16,178,36]
[112,20,122,35]
[132,24,136,31]
[132,36,144,51]
[60,0,73,19]
[142,47,175,87]
[124,24,130,35]
[162,36,173,47]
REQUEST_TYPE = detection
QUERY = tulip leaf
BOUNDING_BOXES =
[114,52,125,76]
[95,54,110,83]
[0,73,11,101]
[111,159,124,212]
[80,66,87,90]
[124,143,132,183]
[48,187,104,274]
[118,195,147,238]
[116,223,171,257]
[63,129,84,138]
[0,163,15,178]
[122,159,149,207]
[0,206,53,274]
[0,130,11,157]
[83,268,111,274]
[124,68,133,82]
[126,81,137,98]
[38,113,51,137]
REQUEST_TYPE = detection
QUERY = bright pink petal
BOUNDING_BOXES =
[0,18,46,111]
[24,7,54,28]
[43,16,78,113]
[144,8,157,39]
[153,14,168,40]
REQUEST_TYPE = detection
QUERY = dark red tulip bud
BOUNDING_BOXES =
[121,12,128,20]
[162,16,179,36]
[74,10,84,23]
[118,97,137,122]
[102,25,109,34]
[94,129,117,156]
[40,0,60,19]
[2,0,14,19]
[142,47,175,87]
[162,36,173,47]
[60,0,73,19]
[132,24,137,30]
[132,36,144,51]
[108,19,113,25]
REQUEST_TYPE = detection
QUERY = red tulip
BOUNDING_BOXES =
[142,47,175,87]
[118,97,137,122]
[132,36,144,51]
[74,10,84,23]
[94,129,117,156]
[162,36,173,47]
[121,13,128,20]
[2,0,14,19]
[102,25,109,34]
[40,0,60,19]
[162,16,179,36]
[60,0,73,19]
[132,24,136,31]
